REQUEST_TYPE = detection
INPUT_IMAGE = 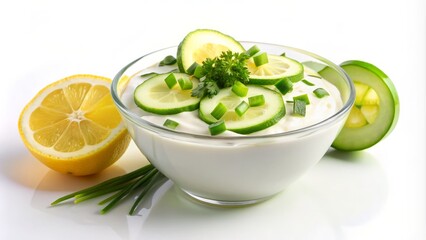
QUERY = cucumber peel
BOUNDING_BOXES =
[332,60,399,151]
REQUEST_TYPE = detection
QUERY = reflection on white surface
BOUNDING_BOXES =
[28,149,386,240]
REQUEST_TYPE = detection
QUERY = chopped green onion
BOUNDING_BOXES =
[235,101,250,117]
[209,120,227,135]
[293,99,306,116]
[248,94,265,107]
[232,81,248,97]
[274,79,293,95]
[280,52,286,57]
[164,73,177,89]
[245,45,260,57]
[313,88,330,98]
[186,62,199,75]
[211,102,228,120]
[178,77,193,90]
[302,79,315,86]
[163,119,179,129]
[194,65,206,79]
[253,52,269,67]
[293,94,310,105]
[159,55,177,66]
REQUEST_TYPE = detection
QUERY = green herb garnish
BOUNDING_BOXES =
[163,119,179,129]
[51,163,165,215]
[159,55,177,66]
[191,51,250,98]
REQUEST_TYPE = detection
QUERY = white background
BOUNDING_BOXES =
[1,0,425,239]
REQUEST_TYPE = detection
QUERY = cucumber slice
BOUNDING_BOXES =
[199,86,285,134]
[248,54,304,85]
[134,73,200,115]
[332,60,399,151]
[177,29,245,73]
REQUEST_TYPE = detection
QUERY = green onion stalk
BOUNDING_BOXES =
[51,163,166,215]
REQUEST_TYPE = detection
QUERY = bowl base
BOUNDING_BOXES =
[181,189,273,207]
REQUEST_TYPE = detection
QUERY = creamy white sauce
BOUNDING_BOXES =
[120,65,342,136]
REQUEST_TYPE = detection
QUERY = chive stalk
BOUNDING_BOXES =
[51,163,164,215]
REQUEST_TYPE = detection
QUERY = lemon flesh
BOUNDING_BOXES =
[18,74,130,176]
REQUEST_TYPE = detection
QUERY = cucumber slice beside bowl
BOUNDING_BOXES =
[199,86,286,134]
[332,60,400,151]
[134,73,200,115]
[176,29,245,73]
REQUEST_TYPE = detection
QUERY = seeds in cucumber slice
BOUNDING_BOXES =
[199,86,285,134]
[332,60,399,151]
[134,73,200,115]
[176,29,245,74]
[248,54,304,85]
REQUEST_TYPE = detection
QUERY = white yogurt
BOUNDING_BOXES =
[120,65,342,136]
[116,49,350,204]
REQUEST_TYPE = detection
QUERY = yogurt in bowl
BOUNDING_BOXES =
[111,41,354,206]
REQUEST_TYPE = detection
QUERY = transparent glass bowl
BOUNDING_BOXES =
[111,42,355,206]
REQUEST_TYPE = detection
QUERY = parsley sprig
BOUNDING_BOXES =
[191,51,250,98]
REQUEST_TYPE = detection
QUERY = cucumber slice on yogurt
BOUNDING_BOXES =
[248,54,304,85]
[176,29,245,73]
[199,85,285,134]
[134,73,200,115]
[332,60,399,151]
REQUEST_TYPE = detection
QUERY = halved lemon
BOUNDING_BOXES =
[18,74,131,176]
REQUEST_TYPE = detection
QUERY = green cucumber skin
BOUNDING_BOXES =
[332,60,399,151]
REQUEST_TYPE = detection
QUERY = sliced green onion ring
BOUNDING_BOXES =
[209,120,227,135]
[164,73,177,89]
[248,94,265,107]
[253,52,269,67]
[274,79,293,95]
[210,102,228,120]
[313,88,330,98]
[235,101,250,117]
[232,81,248,97]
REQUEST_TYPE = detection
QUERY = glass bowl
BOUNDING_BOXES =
[111,42,355,206]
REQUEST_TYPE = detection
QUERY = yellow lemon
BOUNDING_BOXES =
[18,74,131,176]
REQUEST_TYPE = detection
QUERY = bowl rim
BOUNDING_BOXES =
[111,41,355,141]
